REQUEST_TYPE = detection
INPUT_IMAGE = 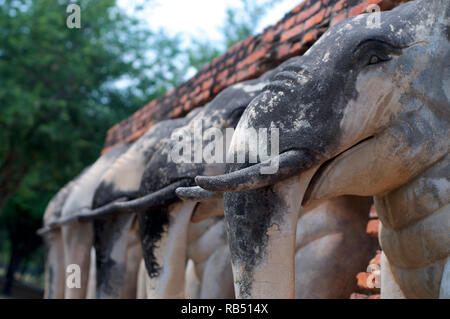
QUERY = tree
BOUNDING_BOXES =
[187,0,282,72]
[0,0,187,294]
[0,0,186,213]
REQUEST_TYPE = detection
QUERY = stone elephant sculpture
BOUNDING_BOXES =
[88,52,374,298]
[136,75,273,298]
[195,0,449,298]
[40,169,87,298]
[55,144,129,298]
[89,113,201,298]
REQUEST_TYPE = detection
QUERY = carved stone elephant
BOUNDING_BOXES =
[41,174,81,298]
[195,0,449,298]
[135,75,272,298]
[57,144,129,298]
[90,114,200,298]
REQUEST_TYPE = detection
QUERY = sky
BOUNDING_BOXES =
[118,0,304,46]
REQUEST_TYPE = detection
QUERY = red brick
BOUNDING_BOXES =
[183,100,192,112]
[333,0,348,12]
[323,6,333,18]
[126,126,148,144]
[367,0,383,5]
[226,57,235,67]
[190,85,201,98]
[296,1,321,23]
[168,105,184,118]
[366,219,380,237]
[284,16,297,30]
[348,1,368,17]
[244,35,254,46]
[289,41,303,55]
[236,46,269,70]
[356,272,371,290]
[292,1,308,13]
[226,74,237,86]
[180,93,189,104]
[201,78,214,91]
[263,28,275,42]
[302,29,318,44]
[280,24,304,42]
[304,9,326,30]
[217,69,229,82]
[228,41,242,54]
[248,41,256,53]
[277,44,291,59]
[213,82,226,95]
[357,271,380,292]
[247,64,260,78]
[330,12,347,26]
[236,69,248,82]
[211,56,220,67]
[202,90,210,103]
[218,61,226,71]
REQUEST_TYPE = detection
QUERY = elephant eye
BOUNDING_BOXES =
[369,55,380,64]
[353,39,399,67]
[365,51,391,66]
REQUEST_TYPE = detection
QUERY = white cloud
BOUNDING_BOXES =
[119,0,304,44]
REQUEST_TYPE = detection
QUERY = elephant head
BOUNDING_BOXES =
[56,144,129,298]
[195,0,449,298]
[40,175,81,299]
[136,74,274,296]
[89,116,197,298]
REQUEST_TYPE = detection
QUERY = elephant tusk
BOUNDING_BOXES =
[195,149,316,192]
[37,180,192,232]
[175,186,222,202]
[76,179,192,221]
[36,225,54,236]
[36,217,67,236]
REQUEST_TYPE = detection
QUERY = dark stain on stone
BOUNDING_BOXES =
[224,186,286,297]
[138,205,170,278]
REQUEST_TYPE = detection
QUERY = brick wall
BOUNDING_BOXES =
[102,0,409,154]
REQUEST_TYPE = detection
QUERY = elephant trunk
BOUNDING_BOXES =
[224,172,315,298]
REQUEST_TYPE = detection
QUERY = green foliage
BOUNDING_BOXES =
[222,0,282,48]
[0,0,186,210]
[187,0,282,72]
[186,38,222,72]
[0,0,187,288]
